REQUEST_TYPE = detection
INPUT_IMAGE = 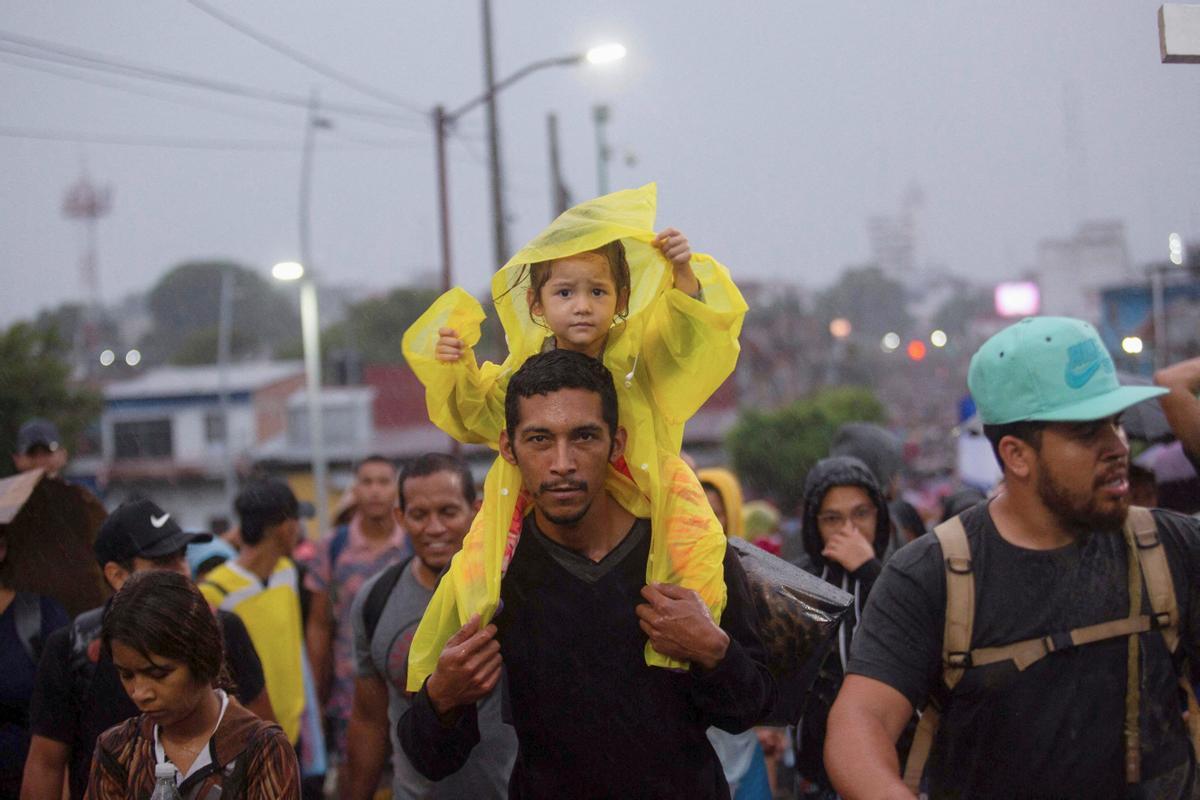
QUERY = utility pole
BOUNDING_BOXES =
[216,269,237,511]
[546,112,570,216]
[298,88,330,533]
[593,104,611,196]
[62,170,112,377]
[481,0,509,268]
[435,105,454,294]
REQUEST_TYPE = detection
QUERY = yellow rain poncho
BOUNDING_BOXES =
[403,183,749,690]
[696,467,746,540]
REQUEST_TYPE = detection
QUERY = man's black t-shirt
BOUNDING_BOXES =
[29,607,266,800]
[401,516,776,799]
[848,502,1200,800]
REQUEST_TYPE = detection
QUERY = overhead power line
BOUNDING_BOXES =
[184,0,428,116]
[0,30,423,129]
[0,52,302,132]
[0,52,451,150]
[0,125,429,152]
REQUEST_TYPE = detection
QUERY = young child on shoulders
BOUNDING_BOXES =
[402,183,748,690]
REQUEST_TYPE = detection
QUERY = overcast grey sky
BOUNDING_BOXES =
[2,1,1198,327]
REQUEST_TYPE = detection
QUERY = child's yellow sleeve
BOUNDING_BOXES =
[641,253,748,426]
[401,287,512,446]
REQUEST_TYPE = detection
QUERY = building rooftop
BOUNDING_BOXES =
[105,361,304,400]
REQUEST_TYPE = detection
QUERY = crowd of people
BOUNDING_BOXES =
[2,184,1199,799]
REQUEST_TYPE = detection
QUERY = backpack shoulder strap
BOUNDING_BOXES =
[328,524,352,572]
[903,514,973,793]
[12,592,43,665]
[201,578,230,598]
[1126,506,1199,759]
[363,557,413,644]
[1126,506,1178,653]
[933,515,974,690]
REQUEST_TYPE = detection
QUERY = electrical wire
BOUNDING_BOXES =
[0,125,427,152]
[0,30,422,129]
[183,0,428,116]
[0,52,437,150]
[0,52,302,132]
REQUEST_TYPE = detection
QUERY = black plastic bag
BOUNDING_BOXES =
[727,537,852,725]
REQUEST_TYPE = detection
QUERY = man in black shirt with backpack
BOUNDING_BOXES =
[826,317,1200,799]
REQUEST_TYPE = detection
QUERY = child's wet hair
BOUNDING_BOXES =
[498,240,632,327]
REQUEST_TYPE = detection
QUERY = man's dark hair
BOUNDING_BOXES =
[355,454,396,475]
[983,420,1047,469]
[398,453,476,512]
[235,478,299,545]
[504,349,618,443]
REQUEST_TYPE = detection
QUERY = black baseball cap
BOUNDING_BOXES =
[16,418,61,454]
[94,498,212,567]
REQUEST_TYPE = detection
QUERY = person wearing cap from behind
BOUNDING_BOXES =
[12,418,68,478]
[825,317,1200,799]
[21,499,271,800]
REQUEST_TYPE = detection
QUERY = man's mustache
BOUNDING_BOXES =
[537,480,588,494]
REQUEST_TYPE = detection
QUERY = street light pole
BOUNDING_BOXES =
[286,89,332,535]
[480,0,508,269]
[432,43,625,293]
[299,277,328,534]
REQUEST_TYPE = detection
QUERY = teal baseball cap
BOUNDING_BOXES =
[968,317,1167,425]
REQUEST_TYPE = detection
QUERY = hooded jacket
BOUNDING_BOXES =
[795,456,891,788]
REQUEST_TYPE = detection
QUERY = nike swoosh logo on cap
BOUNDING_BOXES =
[1064,360,1101,389]
[150,513,170,528]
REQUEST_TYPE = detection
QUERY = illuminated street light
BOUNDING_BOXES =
[272,261,305,282]
[435,42,627,293]
[586,43,627,65]
[930,330,948,348]
[1122,336,1144,355]
[1169,232,1183,266]
[830,318,852,339]
[124,349,142,367]
[882,332,901,352]
[99,349,115,367]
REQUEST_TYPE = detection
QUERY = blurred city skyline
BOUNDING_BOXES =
[3,1,1199,327]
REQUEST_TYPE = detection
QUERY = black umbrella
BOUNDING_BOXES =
[1117,372,1173,443]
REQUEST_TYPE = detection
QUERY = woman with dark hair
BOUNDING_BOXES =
[86,571,299,799]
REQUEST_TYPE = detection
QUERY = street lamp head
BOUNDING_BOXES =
[586,43,627,65]
[273,261,305,281]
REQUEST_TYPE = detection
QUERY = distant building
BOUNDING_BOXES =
[1035,221,1132,321]
[94,361,305,531]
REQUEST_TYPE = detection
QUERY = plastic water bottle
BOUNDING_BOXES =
[150,763,182,800]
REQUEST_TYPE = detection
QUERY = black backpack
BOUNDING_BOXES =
[362,556,414,644]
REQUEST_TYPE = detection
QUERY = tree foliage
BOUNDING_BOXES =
[141,261,299,365]
[319,286,507,367]
[727,385,886,511]
[0,323,102,478]
[320,286,442,365]
[33,303,121,353]
[932,285,995,337]
[814,265,912,338]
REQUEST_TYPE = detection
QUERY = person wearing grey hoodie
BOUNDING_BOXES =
[793,456,891,798]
